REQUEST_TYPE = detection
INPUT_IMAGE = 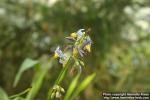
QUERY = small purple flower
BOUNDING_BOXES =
[76,29,85,40]
[54,46,67,64]
[81,36,92,52]
[73,36,92,57]
[69,29,85,40]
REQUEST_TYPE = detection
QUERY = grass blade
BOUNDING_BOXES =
[0,87,9,100]
[26,58,53,100]
[71,73,96,99]
[13,58,38,87]
[64,73,80,100]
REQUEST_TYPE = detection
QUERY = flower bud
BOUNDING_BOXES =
[60,87,65,93]
[51,92,56,99]
[56,91,61,99]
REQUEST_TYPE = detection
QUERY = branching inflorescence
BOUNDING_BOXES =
[50,29,93,100]
[10,29,95,100]
[54,29,92,63]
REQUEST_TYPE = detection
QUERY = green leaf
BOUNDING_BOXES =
[64,73,80,100]
[26,58,53,100]
[0,87,9,100]
[71,73,96,99]
[13,58,38,87]
[77,73,96,93]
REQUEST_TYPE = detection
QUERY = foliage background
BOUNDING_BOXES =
[0,0,150,99]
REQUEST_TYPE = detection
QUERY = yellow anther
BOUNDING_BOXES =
[73,48,78,56]
[82,32,85,35]
[85,44,91,52]
[54,53,59,58]
[70,32,77,38]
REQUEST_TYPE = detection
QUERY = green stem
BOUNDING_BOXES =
[47,56,72,100]
[9,88,30,99]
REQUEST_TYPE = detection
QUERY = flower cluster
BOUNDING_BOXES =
[53,29,92,65]
[51,85,65,99]
[54,29,92,64]
[70,29,92,57]
[51,29,93,99]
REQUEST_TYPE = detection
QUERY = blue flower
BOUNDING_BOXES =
[73,37,92,57]
[76,29,85,39]
[54,46,67,64]
[70,29,85,40]
[83,36,92,52]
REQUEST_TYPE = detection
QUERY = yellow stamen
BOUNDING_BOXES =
[53,53,59,58]
[82,32,85,35]
[70,32,77,38]
[73,48,78,56]
[85,44,91,52]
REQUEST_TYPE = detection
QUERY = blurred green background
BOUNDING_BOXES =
[0,0,150,99]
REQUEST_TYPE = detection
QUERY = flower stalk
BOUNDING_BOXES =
[47,29,93,100]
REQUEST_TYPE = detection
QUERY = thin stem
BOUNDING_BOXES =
[9,88,30,99]
[47,56,72,100]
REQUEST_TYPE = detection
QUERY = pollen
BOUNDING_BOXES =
[70,32,77,38]
[85,44,91,52]
[73,48,78,56]
[54,53,59,58]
